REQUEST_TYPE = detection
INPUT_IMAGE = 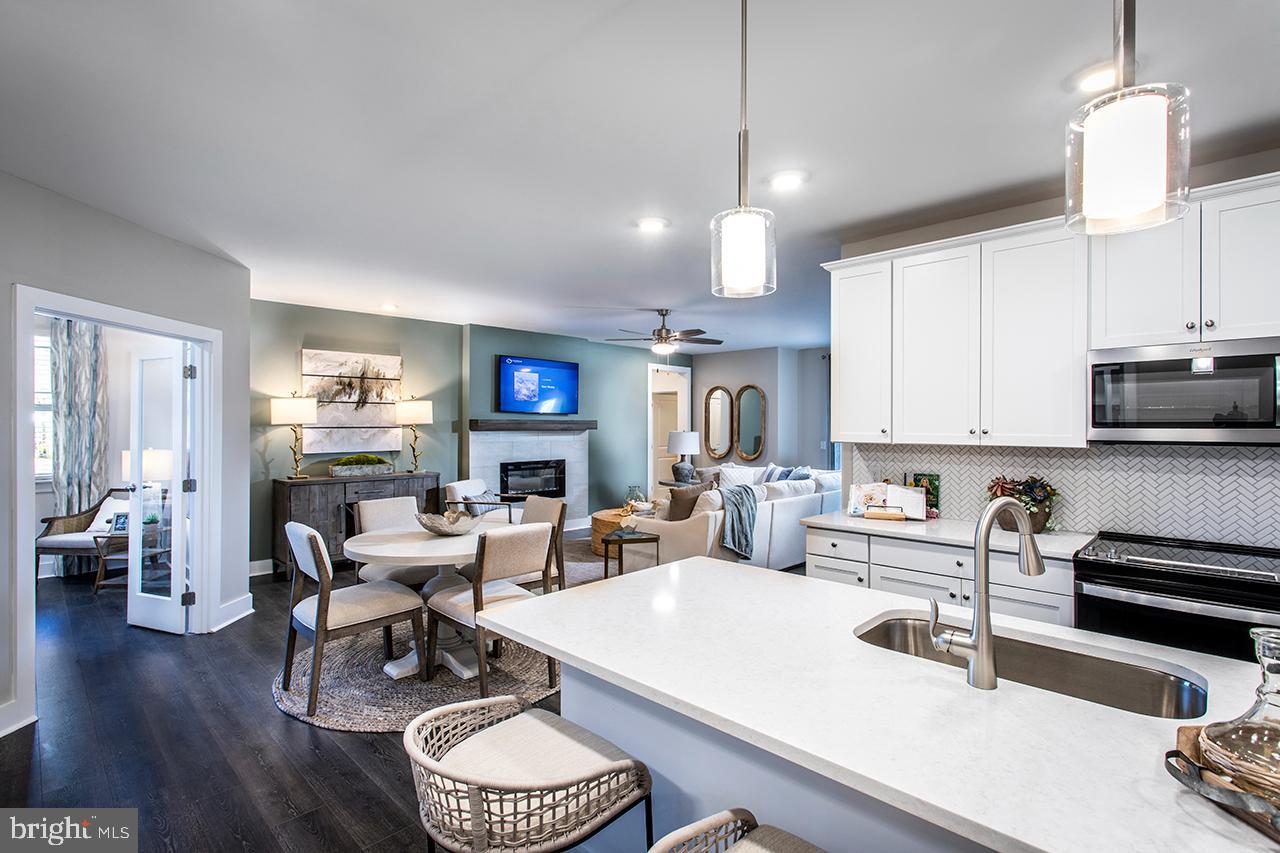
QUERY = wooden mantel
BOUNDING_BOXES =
[469,418,598,432]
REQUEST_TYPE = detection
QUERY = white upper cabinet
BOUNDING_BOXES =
[1089,206,1201,349]
[1201,184,1280,342]
[892,245,981,445]
[830,261,892,443]
[981,228,1088,448]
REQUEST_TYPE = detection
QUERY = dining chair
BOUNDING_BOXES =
[649,808,825,852]
[425,522,555,698]
[404,695,653,853]
[354,495,442,658]
[282,521,428,716]
[516,495,567,590]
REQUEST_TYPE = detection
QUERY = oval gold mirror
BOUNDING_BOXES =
[704,386,734,460]
[734,384,766,461]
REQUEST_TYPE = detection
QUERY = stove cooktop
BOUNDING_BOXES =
[1077,532,1280,584]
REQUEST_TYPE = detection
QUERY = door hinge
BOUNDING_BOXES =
[182,478,197,493]
[181,591,196,607]
[183,365,197,379]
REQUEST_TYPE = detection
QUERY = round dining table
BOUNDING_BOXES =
[343,519,508,681]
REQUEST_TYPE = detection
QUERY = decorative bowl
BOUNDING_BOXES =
[415,510,481,537]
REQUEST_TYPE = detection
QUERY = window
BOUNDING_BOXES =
[34,335,52,479]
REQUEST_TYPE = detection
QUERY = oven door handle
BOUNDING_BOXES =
[1077,582,1280,627]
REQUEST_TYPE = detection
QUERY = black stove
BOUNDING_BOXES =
[1074,532,1280,661]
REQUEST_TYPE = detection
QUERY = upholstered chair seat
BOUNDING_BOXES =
[425,581,534,629]
[292,579,423,630]
[649,808,824,853]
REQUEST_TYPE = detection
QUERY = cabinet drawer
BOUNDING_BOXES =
[871,537,970,578]
[805,556,868,587]
[805,529,869,562]
[972,581,1075,627]
[345,480,396,502]
[871,564,962,602]
[988,552,1074,595]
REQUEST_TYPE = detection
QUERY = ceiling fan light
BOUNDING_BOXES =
[711,207,776,298]
[1066,83,1189,235]
[651,341,678,356]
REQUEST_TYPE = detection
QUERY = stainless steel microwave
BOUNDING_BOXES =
[1088,337,1280,444]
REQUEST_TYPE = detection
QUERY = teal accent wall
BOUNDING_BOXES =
[248,300,462,562]
[464,324,691,511]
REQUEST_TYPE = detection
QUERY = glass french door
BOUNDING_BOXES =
[125,344,190,633]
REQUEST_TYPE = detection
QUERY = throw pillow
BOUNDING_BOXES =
[764,479,816,501]
[786,466,813,481]
[692,489,725,515]
[763,463,795,482]
[88,497,131,532]
[694,466,721,485]
[814,472,842,493]
[653,498,671,520]
[462,489,501,517]
[668,481,713,521]
[718,465,758,487]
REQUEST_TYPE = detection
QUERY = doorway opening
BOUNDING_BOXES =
[646,364,692,500]
[9,284,224,736]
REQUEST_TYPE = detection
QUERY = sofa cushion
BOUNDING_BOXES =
[718,464,760,487]
[814,472,842,493]
[692,489,724,515]
[668,481,713,522]
[764,479,816,501]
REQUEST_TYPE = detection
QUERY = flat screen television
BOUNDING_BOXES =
[495,355,580,415]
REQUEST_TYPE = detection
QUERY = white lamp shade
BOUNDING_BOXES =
[1066,83,1190,235]
[668,431,701,456]
[270,396,318,425]
[711,207,776,298]
[395,398,434,425]
[123,448,174,482]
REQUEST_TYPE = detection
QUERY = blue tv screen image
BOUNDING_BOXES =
[496,355,580,414]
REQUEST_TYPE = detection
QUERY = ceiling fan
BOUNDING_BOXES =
[605,309,723,355]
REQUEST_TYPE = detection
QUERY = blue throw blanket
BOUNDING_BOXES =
[719,484,758,559]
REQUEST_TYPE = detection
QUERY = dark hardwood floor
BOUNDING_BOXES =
[1,568,549,852]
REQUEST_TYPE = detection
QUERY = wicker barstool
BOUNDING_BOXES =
[650,808,825,853]
[404,695,653,852]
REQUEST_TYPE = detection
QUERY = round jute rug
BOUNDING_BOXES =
[272,623,558,732]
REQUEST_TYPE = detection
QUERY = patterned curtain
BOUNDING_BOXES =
[50,318,110,525]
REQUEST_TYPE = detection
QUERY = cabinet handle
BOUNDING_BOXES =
[962,593,971,602]
[981,428,989,435]
[968,428,977,435]
[1186,321,1196,330]
[856,576,864,583]
[830,542,838,548]
[948,591,957,599]
[956,559,964,567]
[880,427,888,434]
[1204,319,1216,329]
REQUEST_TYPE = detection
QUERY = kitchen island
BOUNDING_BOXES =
[479,557,1268,852]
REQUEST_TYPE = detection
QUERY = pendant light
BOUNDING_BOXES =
[1065,0,1189,235]
[711,0,776,298]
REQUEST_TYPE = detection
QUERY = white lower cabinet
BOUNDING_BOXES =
[805,555,868,588]
[965,580,1075,626]
[871,565,962,603]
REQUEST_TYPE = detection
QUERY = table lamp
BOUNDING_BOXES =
[122,448,175,484]
[270,393,318,479]
[668,431,701,484]
[395,397,434,473]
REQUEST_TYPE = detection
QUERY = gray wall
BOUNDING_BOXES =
[248,300,463,562]
[796,347,832,469]
[0,169,250,712]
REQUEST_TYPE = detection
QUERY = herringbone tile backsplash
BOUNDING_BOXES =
[843,443,1280,547]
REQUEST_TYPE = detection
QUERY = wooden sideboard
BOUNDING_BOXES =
[271,471,441,576]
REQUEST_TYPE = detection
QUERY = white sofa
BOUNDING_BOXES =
[622,469,841,571]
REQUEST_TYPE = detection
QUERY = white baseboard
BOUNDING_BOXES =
[0,704,37,740]
[207,592,254,633]
[249,558,275,577]
[565,517,590,531]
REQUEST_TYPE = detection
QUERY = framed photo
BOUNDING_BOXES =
[111,512,129,534]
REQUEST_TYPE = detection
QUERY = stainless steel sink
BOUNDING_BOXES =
[857,616,1208,719]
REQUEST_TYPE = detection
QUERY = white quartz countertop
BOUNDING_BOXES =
[801,511,1096,561]
[480,558,1267,852]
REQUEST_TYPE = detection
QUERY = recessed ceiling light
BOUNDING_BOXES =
[1077,64,1116,93]
[380,303,398,312]
[636,217,670,233]
[768,170,810,192]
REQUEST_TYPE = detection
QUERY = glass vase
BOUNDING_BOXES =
[624,485,646,505]
[1199,628,1280,801]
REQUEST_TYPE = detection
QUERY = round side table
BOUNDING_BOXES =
[590,508,627,557]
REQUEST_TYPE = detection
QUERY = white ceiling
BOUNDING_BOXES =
[1,1,1277,351]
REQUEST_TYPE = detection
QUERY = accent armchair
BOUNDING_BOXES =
[34,487,132,575]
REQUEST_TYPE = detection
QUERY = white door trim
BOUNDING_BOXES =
[646,363,691,498]
[5,283,226,737]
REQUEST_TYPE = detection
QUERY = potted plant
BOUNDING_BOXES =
[986,475,1059,534]
[328,454,394,477]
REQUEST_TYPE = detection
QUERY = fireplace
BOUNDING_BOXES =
[500,459,567,500]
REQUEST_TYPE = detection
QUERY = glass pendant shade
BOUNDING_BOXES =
[711,206,776,298]
[651,341,677,356]
[1066,82,1190,235]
